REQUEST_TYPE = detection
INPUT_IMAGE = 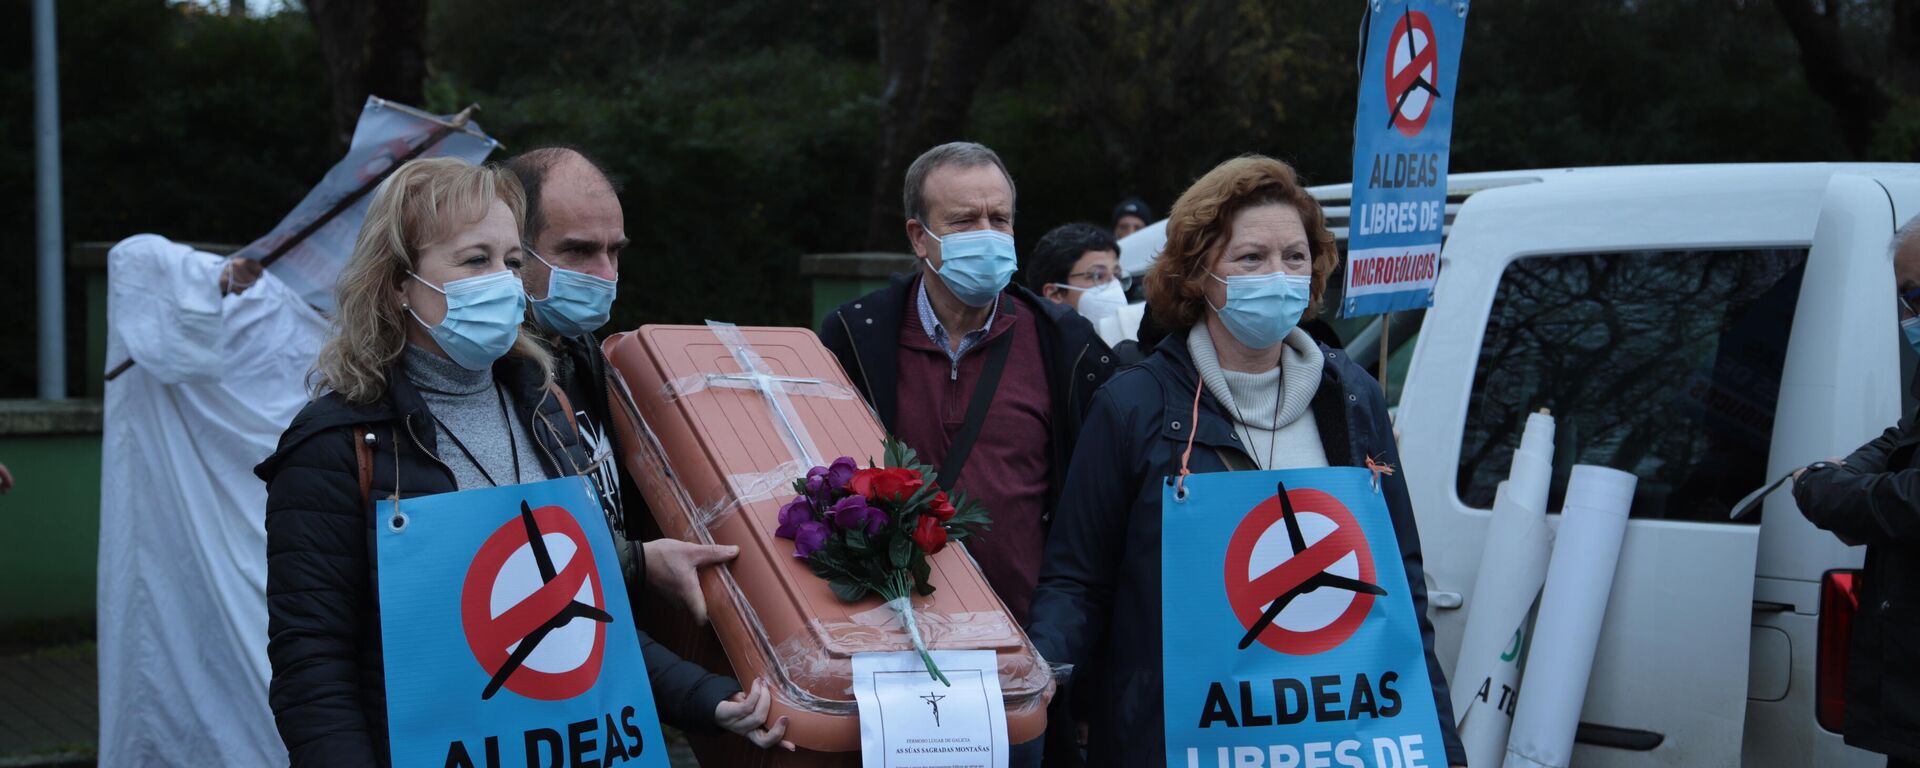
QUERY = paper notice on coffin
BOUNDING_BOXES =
[853,650,1009,768]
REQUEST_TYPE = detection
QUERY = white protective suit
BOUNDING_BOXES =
[97,234,326,766]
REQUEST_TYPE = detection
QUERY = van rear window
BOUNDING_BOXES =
[1456,248,1809,523]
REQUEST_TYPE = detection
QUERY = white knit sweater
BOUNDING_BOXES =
[1188,323,1329,470]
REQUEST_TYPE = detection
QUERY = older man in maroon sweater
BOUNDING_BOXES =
[820,142,1117,624]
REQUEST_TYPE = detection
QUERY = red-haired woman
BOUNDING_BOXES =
[1027,155,1465,767]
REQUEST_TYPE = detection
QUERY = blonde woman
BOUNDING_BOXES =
[254,158,787,766]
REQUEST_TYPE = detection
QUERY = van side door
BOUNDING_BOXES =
[1396,170,1828,767]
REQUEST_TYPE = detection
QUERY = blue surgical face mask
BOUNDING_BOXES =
[527,248,618,337]
[920,225,1017,307]
[406,269,527,371]
[1903,317,1920,357]
[1207,270,1312,350]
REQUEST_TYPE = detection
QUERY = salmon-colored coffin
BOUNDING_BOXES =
[603,325,1053,761]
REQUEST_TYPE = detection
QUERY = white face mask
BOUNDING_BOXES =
[1053,279,1129,323]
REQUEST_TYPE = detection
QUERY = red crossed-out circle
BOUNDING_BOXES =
[1384,10,1441,137]
[1223,488,1378,655]
[460,504,607,701]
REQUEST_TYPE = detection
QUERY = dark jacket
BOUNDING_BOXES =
[255,353,738,767]
[1025,328,1467,767]
[1794,407,1920,762]
[818,274,1119,519]
[547,330,647,541]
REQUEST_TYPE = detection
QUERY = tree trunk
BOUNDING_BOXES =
[862,0,1033,251]
[1892,0,1920,98]
[228,0,245,18]
[306,0,430,147]
[1771,0,1892,158]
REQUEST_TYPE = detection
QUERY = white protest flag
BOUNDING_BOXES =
[234,96,500,312]
[1449,411,1555,768]
[1504,466,1637,768]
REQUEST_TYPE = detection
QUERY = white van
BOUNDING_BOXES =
[1116,164,1920,766]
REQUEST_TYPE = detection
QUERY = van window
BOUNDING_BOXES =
[1456,248,1809,523]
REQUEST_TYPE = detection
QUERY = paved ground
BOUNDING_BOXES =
[0,639,710,767]
[0,642,96,766]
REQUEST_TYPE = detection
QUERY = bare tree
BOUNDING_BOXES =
[306,0,429,146]
[1771,0,1919,158]
[862,0,1033,250]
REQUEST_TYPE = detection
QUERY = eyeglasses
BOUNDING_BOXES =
[1066,267,1132,290]
[1901,287,1920,319]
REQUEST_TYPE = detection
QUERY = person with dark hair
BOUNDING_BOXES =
[500,149,627,495]
[1112,197,1153,239]
[1029,222,1142,366]
[503,147,743,628]
[500,148,791,754]
[1027,223,1126,318]
[1027,155,1465,767]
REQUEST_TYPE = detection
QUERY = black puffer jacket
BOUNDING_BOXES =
[1794,405,1920,763]
[1026,328,1466,767]
[256,353,739,767]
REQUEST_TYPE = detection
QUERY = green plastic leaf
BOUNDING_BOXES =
[889,530,913,569]
[910,554,932,589]
[830,579,870,602]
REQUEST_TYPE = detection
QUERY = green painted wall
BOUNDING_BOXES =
[801,252,915,328]
[0,402,103,628]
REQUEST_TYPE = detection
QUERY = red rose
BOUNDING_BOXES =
[868,467,925,502]
[927,491,957,522]
[912,514,949,554]
[847,468,886,500]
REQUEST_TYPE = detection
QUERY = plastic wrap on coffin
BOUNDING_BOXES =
[602,324,1053,761]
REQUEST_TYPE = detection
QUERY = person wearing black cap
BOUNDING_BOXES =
[1112,197,1152,239]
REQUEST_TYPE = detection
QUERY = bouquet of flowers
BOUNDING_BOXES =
[773,438,991,684]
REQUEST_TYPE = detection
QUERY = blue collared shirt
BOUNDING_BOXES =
[915,278,1000,365]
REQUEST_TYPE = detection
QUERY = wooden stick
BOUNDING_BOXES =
[105,103,483,383]
[1379,312,1392,401]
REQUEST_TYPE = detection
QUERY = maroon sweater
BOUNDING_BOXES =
[894,292,1053,623]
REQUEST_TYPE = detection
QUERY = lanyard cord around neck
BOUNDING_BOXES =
[428,383,522,488]
[1221,370,1283,472]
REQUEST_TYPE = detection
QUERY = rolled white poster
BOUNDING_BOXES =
[1503,465,1638,768]
[1451,411,1556,768]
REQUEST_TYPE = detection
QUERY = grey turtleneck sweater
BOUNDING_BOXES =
[404,346,551,490]
[1188,323,1329,471]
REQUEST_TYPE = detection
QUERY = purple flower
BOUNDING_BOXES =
[804,465,831,496]
[792,521,830,559]
[805,457,862,497]
[776,495,814,539]
[831,494,886,536]
[825,457,860,491]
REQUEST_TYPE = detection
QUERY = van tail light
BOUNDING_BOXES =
[1818,569,1862,733]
